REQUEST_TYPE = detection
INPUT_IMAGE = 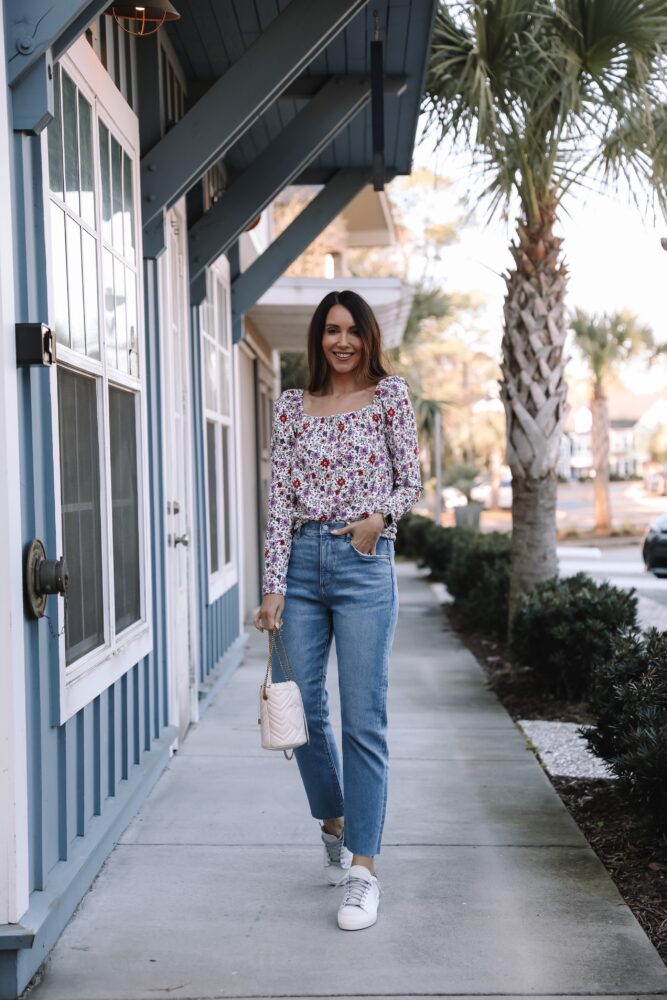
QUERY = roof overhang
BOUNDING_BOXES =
[341,186,396,246]
[247,276,414,352]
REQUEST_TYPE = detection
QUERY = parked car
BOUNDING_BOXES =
[470,470,513,510]
[642,514,667,576]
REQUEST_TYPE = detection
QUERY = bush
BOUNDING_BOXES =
[395,512,438,563]
[510,573,638,699]
[444,530,511,638]
[396,515,511,638]
[581,628,667,828]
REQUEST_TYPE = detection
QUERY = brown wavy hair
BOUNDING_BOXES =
[306,290,393,393]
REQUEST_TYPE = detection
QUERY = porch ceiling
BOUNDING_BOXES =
[166,0,436,182]
[247,276,414,352]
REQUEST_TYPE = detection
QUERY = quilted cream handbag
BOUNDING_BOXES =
[258,625,309,760]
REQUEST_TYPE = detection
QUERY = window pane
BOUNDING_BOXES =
[125,267,138,377]
[109,386,141,632]
[50,203,69,346]
[82,229,100,359]
[218,350,229,417]
[113,256,128,372]
[48,66,63,198]
[58,368,104,664]
[221,425,231,565]
[62,71,80,216]
[122,152,135,264]
[111,136,123,251]
[78,91,95,228]
[207,421,218,574]
[99,121,112,244]
[204,339,217,411]
[66,216,86,354]
[102,248,116,368]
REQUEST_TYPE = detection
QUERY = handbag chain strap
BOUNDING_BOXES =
[263,625,296,691]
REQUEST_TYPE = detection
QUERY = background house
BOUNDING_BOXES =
[563,388,667,481]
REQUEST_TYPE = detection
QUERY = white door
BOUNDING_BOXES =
[238,347,259,620]
[161,206,196,742]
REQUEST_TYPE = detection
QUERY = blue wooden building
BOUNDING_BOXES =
[0,1,436,995]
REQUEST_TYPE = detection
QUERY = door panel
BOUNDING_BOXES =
[162,207,196,741]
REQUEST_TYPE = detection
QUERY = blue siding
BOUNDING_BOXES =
[3,31,243,1000]
[202,586,240,683]
[11,135,174,904]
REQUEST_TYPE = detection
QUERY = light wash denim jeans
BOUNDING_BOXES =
[276,518,399,857]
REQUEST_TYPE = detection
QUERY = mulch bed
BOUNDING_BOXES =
[445,605,667,965]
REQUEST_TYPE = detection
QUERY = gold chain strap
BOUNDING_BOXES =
[263,625,296,691]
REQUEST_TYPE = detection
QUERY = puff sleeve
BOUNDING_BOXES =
[261,391,298,595]
[378,375,424,522]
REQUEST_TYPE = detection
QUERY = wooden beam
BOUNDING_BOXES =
[231,169,370,318]
[187,76,371,290]
[140,0,369,229]
[5,0,109,86]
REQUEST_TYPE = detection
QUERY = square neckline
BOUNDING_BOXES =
[300,378,389,419]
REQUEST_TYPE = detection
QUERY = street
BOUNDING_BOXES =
[423,480,667,535]
[555,480,667,534]
[558,541,667,630]
[417,480,667,630]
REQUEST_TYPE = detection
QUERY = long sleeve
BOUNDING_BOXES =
[379,376,424,522]
[262,392,297,595]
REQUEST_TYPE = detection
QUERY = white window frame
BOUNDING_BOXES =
[44,37,152,724]
[201,257,238,603]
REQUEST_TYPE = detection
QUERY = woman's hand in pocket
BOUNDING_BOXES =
[331,513,384,555]
[254,593,285,631]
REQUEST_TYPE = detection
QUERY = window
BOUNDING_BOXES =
[57,368,104,663]
[201,265,236,598]
[46,40,150,721]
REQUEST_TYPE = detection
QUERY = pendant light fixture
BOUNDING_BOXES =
[105,0,180,37]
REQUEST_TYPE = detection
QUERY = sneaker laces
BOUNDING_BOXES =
[323,831,345,864]
[342,874,372,908]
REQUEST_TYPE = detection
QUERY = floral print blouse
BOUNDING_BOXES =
[262,374,423,595]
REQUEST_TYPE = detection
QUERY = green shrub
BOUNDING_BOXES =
[444,530,511,638]
[396,515,511,638]
[395,512,436,563]
[510,573,638,699]
[581,628,667,827]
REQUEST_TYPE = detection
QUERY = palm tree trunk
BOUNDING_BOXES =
[510,473,558,599]
[591,386,611,532]
[501,206,569,616]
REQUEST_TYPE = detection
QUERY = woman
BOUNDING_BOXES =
[253,289,423,931]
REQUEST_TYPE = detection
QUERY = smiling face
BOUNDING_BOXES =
[321,304,365,377]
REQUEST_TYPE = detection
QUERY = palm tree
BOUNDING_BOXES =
[425,0,667,613]
[571,308,653,532]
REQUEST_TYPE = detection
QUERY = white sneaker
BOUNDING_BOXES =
[321,828,353,886]
[337,864,381,930]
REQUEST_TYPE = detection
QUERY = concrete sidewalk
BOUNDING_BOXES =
[27,562,667,1000]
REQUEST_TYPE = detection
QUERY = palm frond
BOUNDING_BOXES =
[423,0,667,224]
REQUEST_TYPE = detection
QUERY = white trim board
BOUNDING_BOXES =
[43,36,153,723]
[0,2,30,924]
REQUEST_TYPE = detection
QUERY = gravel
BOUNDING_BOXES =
[516,719,616,779]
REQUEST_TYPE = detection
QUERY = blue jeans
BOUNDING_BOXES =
[276,519,399,857]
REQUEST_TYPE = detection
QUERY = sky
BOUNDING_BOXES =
[405,119,667,392]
